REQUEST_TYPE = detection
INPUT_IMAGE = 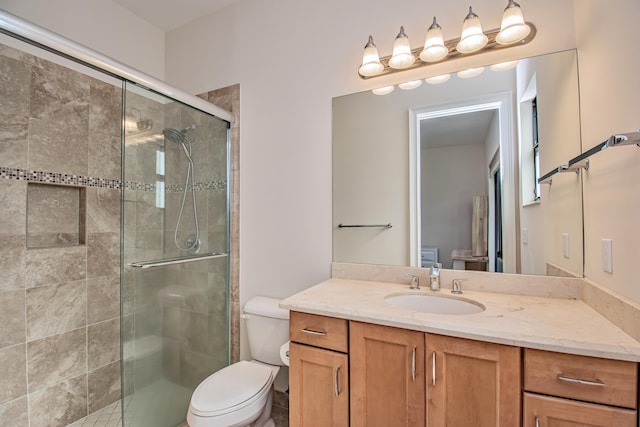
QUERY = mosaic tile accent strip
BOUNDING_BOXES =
[166,181,227,193]
[0,167,120,189]
[0,167,226,192]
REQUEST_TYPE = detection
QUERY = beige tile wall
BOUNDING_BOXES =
[202,84,241,363]
[0,41,238,427]
[0,43,122,427]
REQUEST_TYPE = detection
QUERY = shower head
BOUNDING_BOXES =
[162,125,196,145]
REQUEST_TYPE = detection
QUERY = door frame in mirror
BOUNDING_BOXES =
[409,92,517,272]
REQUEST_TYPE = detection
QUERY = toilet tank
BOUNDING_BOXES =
[243,296,290,365]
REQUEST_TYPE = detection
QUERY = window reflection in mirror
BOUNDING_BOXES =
[332,49,583,278]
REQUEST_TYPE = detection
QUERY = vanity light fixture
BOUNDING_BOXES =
[388,26,415,69]
[399,80,423,90]
[372,85,395,95]
[358,35,384,77]
[456,7,488,54]
[357,2,535,80]
[496,1,531,45]
[457,67,485,79]
[425,74,451,84]
[490,59,519,71]
[420,17,448,62]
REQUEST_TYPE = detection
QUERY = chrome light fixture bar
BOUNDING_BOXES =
[358,2,536,80]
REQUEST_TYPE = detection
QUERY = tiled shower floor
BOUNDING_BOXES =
[68,396,129,427]
[68,379,191,427]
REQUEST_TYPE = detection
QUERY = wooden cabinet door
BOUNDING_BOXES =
[350,321,425,427]
[523,392,637,426]
[289,342,349,427]
[426,333,521,427]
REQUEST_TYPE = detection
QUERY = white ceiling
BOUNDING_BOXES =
[420,109,497,150]
[113,0,238,31]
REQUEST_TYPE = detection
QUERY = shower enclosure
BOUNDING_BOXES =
[0,10,232,427]
[122,84,231,427]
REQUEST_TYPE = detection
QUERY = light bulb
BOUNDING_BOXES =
[496,0,531,45]
[358,35,384,77]
[457,67,485,79]
[398,80,423,90]
[425,74,451,84]
[490,60,519,71]
[372,86,395,95]
[388,26,415,69]
[419,17,448,63]
[456,6,488,54]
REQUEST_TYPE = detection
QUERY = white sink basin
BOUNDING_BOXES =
[385,293,485,315]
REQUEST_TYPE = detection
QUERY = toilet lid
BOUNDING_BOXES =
[191,361,274,415]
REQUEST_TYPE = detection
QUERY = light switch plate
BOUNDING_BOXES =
[522,228,528,245]
[602,239,613,273]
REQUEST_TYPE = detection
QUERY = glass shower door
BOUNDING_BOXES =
[121,82,230,427]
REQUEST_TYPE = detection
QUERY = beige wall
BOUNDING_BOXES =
[5,0,638,341]
[164,0,578,325]
[517,50,583,276]
[0,0,166,79]
[422,143,488,269]
[573,0,640,302]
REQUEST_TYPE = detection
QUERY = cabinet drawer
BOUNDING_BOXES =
[290,311,348,353]
[523,393,637,426]
[524,348,638,409]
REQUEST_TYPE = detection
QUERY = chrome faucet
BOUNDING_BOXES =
[451,278,466,294]
[406,273,420,290]
[429,263,442,292]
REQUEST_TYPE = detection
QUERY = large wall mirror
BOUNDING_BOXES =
[333,49,583,277]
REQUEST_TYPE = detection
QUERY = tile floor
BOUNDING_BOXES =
[68,396,130,427]
[68,386,289,427]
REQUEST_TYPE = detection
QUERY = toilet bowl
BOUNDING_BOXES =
[186,296,289,427]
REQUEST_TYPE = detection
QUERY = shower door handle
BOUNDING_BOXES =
[129,252,228,269]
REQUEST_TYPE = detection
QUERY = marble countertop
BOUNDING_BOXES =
[280,278,640,362]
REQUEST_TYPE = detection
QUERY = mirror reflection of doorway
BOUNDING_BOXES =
[410,94,515,273]
[493,166,503,272]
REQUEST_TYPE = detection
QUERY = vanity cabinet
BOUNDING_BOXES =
[288,312,639,427]
[523,349,638,426]
[289,312,349,427]
[350,321,425,427]
[426,333,521,426]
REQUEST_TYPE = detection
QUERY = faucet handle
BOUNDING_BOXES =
[451,278,467,294]
[405,273,420,290]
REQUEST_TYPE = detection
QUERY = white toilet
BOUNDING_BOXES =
[186,296,290,427]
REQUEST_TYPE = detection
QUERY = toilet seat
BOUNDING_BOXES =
[189,361,275,417]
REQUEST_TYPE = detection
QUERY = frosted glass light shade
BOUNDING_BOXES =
[457,67,485,79]
[372,86,395,95]
[388,26,415,69]
[496,1,531,44]
[490,60,519,71]
[456,7,488,54]
[358,35,384,77]
[399,80,422,90]
[419,17,448,63]
[425,74,451,84]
